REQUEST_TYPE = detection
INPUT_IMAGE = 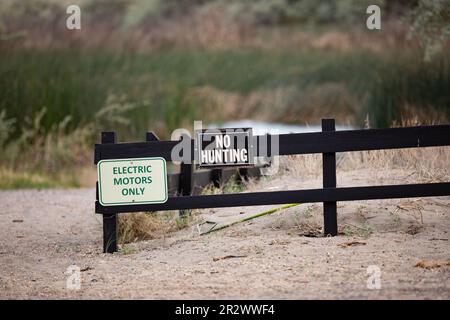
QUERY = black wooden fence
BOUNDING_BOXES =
[95,119,450,253]
[145,132,264,197]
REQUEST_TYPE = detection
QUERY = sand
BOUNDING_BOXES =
[0,168,449,299]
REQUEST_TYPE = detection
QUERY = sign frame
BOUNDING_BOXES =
[97,157,168,207]
[195,128,255,168]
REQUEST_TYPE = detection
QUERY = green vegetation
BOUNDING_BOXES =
[366,53,450,127]
[342,224,374,238]
[409,0,450,61]
[119,245,139,255]
[1,48,448,137]
[201,173,246,195]
[0,168,79,189]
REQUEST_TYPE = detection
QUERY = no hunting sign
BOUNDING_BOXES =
[97,157,168,206]
[195,128,254,168]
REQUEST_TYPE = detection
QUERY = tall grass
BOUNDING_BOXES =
[0,48,339,139]
[364,54,450,127]
[2,48,449,142]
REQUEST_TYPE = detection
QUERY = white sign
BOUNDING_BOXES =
[97,157,168,206]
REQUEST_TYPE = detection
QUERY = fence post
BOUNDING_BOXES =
[146,131,160,142]
[179,163,192,216]
[238,168,249,183]
[179,134,193,216]
[322,119,338,236]
[211,169,222,188]
[101,131,118,253]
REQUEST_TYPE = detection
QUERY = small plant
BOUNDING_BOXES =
[201,183,222,196]
[342,224,373,238]
[201,174,245,195]
[356,205,367,219]
[120,245,138,255]
[390,212,402,227]
[222,176,244,194]
[175,215,190,230]
[342,225,354,237]
[303,206,314,218]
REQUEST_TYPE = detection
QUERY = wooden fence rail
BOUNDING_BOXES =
[95,119,450,253]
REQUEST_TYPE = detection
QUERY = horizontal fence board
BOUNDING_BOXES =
[95,140,179,164]
[277,125,450,155]
[96,182,450,214]
[94,125,450,163]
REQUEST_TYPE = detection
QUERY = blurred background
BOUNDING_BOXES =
[0,0,449,188]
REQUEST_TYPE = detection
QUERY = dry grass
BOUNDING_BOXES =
[187,84,358,125]
[0,1,414,52]
[118,211,197,244]
[342,147,450,183]
[279,154,323,180]
[126,4,255,51]
[264,204,323,237]
[279,146,450,184]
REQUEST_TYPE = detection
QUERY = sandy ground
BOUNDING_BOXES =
[0,168,449,299]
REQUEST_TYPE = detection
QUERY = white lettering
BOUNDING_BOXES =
[215,135,223,148]
[223,135,231,148]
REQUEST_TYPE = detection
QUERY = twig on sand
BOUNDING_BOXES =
[415,259,450,269]
[338,241,367,248]
[213,255,247,262]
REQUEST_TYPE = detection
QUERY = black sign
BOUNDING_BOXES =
[195,128,254,168]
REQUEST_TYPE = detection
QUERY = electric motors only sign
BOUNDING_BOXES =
[196,128,254,168]
[97,157,168,206]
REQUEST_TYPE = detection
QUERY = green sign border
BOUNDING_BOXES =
[97,157,168,206]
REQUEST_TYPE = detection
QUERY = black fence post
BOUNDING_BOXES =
[211,169,223,188]
[322,119,338,236]
[146,131,160,142]
[101,131,118,253]
[179,163,193,195]
[179,138,193,215]
[238,168,249,183]
[179,163,193,216]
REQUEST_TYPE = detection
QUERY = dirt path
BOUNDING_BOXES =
[1,169,449,299]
